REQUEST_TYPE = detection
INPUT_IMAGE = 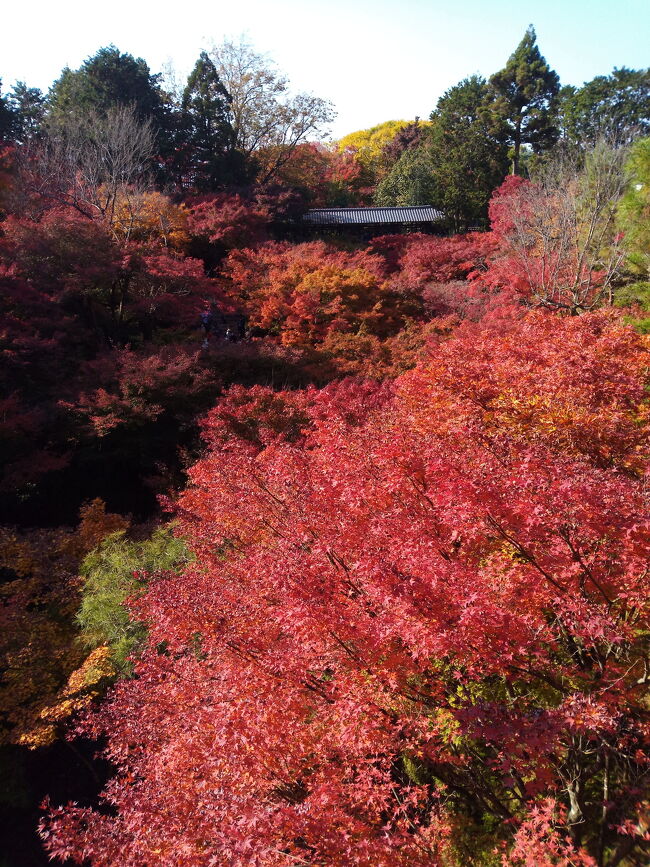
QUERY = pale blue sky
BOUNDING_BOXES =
[1,0,648,138]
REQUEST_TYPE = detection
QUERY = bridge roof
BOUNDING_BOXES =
[303,206,445,226]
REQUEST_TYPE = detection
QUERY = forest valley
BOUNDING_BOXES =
[0,28,649,867]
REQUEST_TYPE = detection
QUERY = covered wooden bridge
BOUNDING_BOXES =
[302,205,446,235]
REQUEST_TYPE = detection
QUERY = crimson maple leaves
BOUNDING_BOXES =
[42,312,650,866]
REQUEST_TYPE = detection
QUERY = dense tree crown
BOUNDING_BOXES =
[617,136,650,278]
[47,46,167,123]
[427,75,509,229]
[559,67,650,145]
[487,26,560,174]
[41,314,650,866]
[7,80,46,142]
[374,146,438,207]
[338,120,415,183]
[375,78,508,227]
[178,52,236,190]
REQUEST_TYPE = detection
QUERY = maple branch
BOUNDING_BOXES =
[484,513,566,593]
[557,528,613,604]
[506,663,568,695]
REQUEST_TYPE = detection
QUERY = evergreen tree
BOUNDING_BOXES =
[558,67,650,146]
[8,81,45,142]
[179,51,236,190]
[617,136,650,279]
[47,46,167,124]
[427,75,509,230]
[373,145,437,207]
[487,26,560,174]
[375,78,509,229]
[46,47,176,181]
[0,79,15,142]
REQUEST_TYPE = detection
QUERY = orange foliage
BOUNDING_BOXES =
[225,241,421,352]
[0,500,128,748]
[110,190,190,250]
[60,498,130,561]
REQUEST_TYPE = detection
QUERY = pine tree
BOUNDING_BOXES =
[487,26,560,174]
[48,46,167,123]
[8,81,45,142]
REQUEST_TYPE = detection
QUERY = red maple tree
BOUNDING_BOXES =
[42,311,650,865]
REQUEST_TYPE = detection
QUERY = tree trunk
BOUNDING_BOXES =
[512,117,522,175]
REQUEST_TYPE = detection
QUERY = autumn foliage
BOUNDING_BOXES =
[0,500,128,749]
[186,193,272,251]
[3,38,649,867]
[41,312,650,866]
[0,194,233,520]
[225,241,406,343]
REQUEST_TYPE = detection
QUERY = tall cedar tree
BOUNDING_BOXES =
[427,75,509,231]
[487,26,560,175]
[179,52,236,191]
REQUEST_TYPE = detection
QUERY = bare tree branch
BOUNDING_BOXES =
[499,140,628,312]
[208,38,335,184]
[20,104,155,226]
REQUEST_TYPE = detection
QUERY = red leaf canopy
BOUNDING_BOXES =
[44,312,650,866]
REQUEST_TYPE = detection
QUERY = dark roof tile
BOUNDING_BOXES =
[303,206,445,225]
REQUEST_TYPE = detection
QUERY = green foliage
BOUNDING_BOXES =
[373,145,438,206]
[77,526,191,673]
[487,26,560,174]
[614,282,650,332]
[616,281,650,307]
[45,45,175,171]
[0,80,15,142]
[374,79,510,226]
[617,136,650,278]
[47,45,167,123]
[558,67,650,145]
[426,75,509,230]
[7,81,45,142]
[613,139,650,331]
[400,753,430,785]
[179,52,236,190]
